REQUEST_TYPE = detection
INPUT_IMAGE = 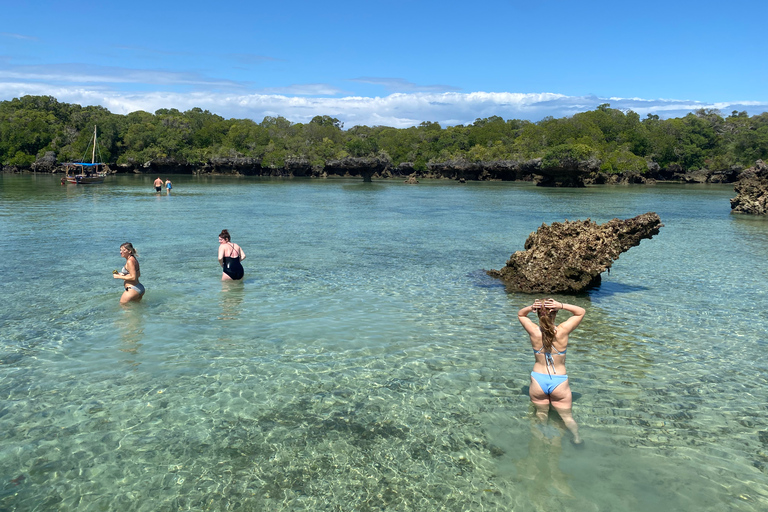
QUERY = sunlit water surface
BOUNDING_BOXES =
[1,174,767,511]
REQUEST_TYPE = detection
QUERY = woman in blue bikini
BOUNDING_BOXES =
[518,298,585,444]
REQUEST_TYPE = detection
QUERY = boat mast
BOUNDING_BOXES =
[91,125,97,164]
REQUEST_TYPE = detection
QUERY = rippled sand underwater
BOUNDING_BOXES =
[1,175,767,511]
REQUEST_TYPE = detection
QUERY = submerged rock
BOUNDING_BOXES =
[487,212,664,293]
[730,160,768,214]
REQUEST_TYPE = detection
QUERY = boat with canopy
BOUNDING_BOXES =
[65,126,108,184]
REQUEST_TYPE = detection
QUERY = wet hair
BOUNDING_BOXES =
[536,301,558,353]
[120,242,138,257]
[219,229,231,242]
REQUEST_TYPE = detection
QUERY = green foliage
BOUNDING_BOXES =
[346,137,379,157]
[8,151,35,166]
[1,95,766,174]
[542,143,596,169]
[600,147,648,174]
[261,140,286,169]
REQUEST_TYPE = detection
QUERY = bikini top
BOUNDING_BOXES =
[120,256,139,275]
[533,346,566,375]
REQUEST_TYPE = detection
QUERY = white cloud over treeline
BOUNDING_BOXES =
[0,82,765,128]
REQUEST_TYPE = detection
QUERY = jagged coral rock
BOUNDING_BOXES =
[487,212,663,293]
[731,160,768,214]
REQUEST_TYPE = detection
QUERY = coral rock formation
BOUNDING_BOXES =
[731,160,768,214]
[487,212,663,293]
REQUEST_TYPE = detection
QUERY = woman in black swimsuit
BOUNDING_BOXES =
[218,229,246,281]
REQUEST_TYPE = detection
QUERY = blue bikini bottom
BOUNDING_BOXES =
[531,372,568,395]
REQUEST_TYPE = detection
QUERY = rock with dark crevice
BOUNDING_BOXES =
[730,160,768,214]
[325,156,390,182]
[487,212,664,293]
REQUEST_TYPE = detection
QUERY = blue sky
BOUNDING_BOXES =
[1,0,767,128]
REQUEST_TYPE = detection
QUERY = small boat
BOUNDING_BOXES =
[65,126,107,184]
[65,163,106,184]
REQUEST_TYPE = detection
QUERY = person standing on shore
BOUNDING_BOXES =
[153,177,163,193]
[518,298,585,444]
[165,178,173,195]
[218,229,245,281]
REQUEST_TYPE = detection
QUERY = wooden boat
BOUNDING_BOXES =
[65,163,105,184]
[65,126,107,184]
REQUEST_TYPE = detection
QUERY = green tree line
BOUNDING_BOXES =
[1,95,767,174]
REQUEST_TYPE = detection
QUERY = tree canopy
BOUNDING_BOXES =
[1,95,766,174]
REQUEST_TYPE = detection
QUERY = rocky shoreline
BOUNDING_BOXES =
[730,160,768,214]
[2,154,756,186]
[7,155,767,214]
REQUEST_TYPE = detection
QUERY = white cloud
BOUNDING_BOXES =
[349,77,462,93]
[0,64,241,87]
[258,84,346,96]
[3,60,765,126]
[0,32,38,41]
[0,81,766,128]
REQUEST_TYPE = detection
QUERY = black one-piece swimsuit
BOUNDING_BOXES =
[222,246,244,280]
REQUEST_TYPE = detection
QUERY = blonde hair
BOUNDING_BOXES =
[120,242,138,257]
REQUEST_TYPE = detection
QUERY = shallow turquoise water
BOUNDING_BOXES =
[1,174,767,511]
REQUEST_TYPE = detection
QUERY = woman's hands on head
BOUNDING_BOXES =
[532,298,561,311]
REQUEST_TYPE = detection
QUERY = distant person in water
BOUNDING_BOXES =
[518,298,585,444]
[153,177,163,193]
[114,242,145,303]
[218,229,246,281]
[165,178,173,195]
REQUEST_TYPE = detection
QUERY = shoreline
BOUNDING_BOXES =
[1,163,745,186]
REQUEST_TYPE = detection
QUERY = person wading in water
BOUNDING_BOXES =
[518,298,585,444]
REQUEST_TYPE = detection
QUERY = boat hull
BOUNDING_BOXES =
[66,175,104,184]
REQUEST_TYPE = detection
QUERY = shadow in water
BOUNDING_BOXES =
[730,213,768,244]
[469,269,507,289]
[0,352,24,366]
[730,213,768,225]
[115,305,145,363]
[219,280,245,321]
[341,183,387,192]
[588,280,649,298]
[513,411,575,504]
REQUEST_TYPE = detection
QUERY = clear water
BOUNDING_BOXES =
[1,174,767,511]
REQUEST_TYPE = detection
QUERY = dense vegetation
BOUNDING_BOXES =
[1,95,767,174]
